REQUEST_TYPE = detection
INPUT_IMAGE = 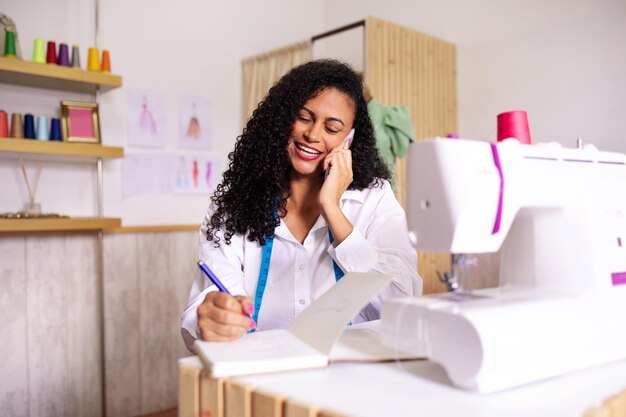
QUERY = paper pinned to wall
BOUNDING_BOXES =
[173,153,222,194]
[179,95,212,150]
[122,153,175,196]
[123,153,222,197]
[127,87,167,148]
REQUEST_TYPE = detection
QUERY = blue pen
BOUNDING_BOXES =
[197,261,254,321]
[198,260,231,294]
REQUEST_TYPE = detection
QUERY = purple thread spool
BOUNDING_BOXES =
[57,43,70,66]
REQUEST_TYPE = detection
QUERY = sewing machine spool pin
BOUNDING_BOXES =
[438,254,478,293]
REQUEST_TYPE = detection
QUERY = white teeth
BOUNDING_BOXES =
[295,143,321,155]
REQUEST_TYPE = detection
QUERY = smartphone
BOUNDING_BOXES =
[339,128,355,150]
[325,129,355,176]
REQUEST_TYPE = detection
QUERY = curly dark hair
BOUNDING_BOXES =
[206,59,391,246]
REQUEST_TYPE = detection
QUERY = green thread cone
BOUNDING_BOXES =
[4,30,17,58]
[32,38,45,63]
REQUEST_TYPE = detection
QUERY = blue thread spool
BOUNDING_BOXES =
[49,118,62,141]
[36,115,49,140]
[23,114,36,139]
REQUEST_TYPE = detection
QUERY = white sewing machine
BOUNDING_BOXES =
[381,137,626,393]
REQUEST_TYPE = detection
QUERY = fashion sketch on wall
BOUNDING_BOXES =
[179,94,213,150]
[127,87,167,148]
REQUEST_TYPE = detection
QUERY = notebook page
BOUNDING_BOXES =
[194,329,327,377]
[288,272,392,355]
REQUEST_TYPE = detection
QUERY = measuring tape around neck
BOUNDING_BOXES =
[250,227,345,330]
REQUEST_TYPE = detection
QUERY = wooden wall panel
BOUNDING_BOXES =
[0,234,103,417]
[0,229,198,417]
[104,230,198,416]
[0,236,28,417]
[26,236,70,416]
[64,235,102,417]
[104,233,142,417]
[138,233,178,413]
[366,16,457,294]
[170,231,201,361]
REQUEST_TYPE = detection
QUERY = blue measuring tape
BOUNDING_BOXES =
[250,227,345,330]
[328,231,345,282]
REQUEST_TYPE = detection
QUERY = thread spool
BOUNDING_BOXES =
[11,113,24,138]
[3,29,17,58]
[49,118,62,141]
[32,38,45,63]
[100,49,111,73]
[46,41,57,64]
[87,47,100,71]
[36,116,49,140]
[71,45,81,68]
[57,43,70,66]
[23,114,36,139]
[497,110,532,144]
[0,110,9,137]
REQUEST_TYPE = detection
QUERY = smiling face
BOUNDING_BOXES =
[287,87,355,178]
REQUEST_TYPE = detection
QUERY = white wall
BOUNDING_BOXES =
[323,0,626,152]
[3,0,625,225]
[0,0,325,225]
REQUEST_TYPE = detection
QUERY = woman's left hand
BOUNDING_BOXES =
[318,147,353,210]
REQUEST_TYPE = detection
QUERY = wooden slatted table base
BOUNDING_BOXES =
[284,400,319,417]
[225,380,255,417]
[201,371,225,417]
[252,389,285,417]
[179,364,202,417]
[584,389,626,417]
[178,358,348,417]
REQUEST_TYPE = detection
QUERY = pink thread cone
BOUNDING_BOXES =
[497,110,532,145]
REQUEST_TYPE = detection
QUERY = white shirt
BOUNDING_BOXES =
[180,179,422,346]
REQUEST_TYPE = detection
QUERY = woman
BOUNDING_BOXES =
[181,59,421,348]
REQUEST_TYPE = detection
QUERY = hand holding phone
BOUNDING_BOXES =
[325,129,355,176]
[339,128,355,150]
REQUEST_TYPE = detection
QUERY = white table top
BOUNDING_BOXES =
[235,358,626,417]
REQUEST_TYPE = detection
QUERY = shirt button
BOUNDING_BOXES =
[299,264,306,270]
[299,299,306,305]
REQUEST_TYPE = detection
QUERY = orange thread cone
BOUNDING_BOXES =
[100,49,111,73]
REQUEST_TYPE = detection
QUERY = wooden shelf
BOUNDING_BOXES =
[0,57,122,93]
[0,137,123,158]
[106,225,200,234]
[0,217,122,233]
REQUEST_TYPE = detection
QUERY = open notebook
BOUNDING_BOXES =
[193,272,420,378]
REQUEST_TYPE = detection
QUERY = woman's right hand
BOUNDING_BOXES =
[197,292,256,341]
